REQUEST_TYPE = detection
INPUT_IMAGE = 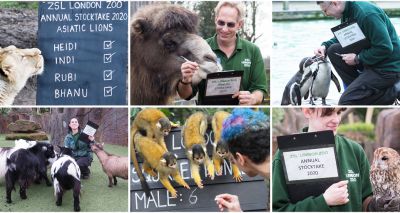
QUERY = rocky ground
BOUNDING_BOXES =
[0,8,38,105]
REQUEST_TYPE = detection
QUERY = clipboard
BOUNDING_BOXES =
[277,130,341,203]
[331,20,370,53]
[201,70,243,105]
[78,120,99,143]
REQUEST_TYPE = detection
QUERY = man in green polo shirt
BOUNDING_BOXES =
[273,108,400,211]
[177,1,267,105]
[314,1,400,105]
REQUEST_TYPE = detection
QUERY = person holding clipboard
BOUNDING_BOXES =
[64,118,96,179]
[272,108,399,211]
[314,1,400,105]
[177,1,267,105]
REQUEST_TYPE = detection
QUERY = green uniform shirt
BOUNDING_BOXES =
[322,1,400,72]
[272,134,372,211]
[190,34,268,104]
[64,132,93,159]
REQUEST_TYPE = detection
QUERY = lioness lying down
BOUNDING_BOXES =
[0,45,44,105]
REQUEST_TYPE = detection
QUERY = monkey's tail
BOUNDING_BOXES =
[130,128,151,197]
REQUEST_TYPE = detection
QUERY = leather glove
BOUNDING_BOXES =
[368,196,400,212]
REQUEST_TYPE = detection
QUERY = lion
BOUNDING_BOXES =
[130,4,220,105]
[0,45,44,105]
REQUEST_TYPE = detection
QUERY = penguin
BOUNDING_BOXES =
[308,58,341,105]
[281,57,315,105]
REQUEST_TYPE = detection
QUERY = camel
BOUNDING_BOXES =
[130,4,220,105]
[0,45,44,105]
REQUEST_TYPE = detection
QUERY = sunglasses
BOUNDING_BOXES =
[217,20,236,28]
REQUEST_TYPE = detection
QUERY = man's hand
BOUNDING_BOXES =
[232,91,262,105]
[323,180,349,206]
[368,196,400,212]
[314,45,327,58]
[341,53,358,66]
[181,61,199,84]
[88,135,95,141]
[215,194,242,212]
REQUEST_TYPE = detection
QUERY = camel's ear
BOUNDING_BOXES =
[160,32,181,53]
[131,18,151,36]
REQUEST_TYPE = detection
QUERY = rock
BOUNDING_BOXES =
[375,109,400,151]
[7,120,41,133]
[5,131,48,141]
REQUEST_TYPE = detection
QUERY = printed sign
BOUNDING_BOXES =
[37,1,128,105]
[333,22,366,47]
[205,77,241,96]
[282,147,339,182]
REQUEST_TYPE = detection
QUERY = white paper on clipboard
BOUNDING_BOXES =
[205,76,241,96]
[333,22,366,47]
[82,125,96,137]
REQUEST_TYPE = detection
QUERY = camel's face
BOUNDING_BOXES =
[180,34,221,85]
[0,45,44,85]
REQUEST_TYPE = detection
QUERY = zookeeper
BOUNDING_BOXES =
[178,1,268,105]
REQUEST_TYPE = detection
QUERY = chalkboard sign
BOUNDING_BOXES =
[131,128,268,211]
[37,1,128,105]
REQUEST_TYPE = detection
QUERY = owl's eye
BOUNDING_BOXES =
[382,156,388,161]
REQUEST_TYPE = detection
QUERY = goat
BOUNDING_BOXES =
[29,141,55,186]
[90,143,128,187]
[4,140,55,203]
[51,146,81,212]
[5,148,40,203]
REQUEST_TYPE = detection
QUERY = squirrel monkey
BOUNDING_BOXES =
[134,133,190,198]
[132,109,171,151]
[211,111,242,182]
[182,112,214,189]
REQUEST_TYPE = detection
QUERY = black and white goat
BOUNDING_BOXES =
[3,140,55,203]
[51,146,81,212]
[5,148,40,203]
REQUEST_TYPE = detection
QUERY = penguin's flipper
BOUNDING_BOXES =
[304,90,309,100]
[331,72,341,92]
[294,84,301,105]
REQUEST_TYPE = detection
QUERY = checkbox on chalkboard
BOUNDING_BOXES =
[104,70,114,81]
[103,41,115,49]
[104,53,115,63]
[104,86,117,97]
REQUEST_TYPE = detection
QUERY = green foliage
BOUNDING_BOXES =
[272,108,285,126]
[337,122,375,141]
[0,108,10,115]
[0,1,38,9]
[0,143,128,212]
[194,1,218,38]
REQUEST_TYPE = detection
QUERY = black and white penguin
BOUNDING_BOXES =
[308,58,341,105]
[281,57,314,105]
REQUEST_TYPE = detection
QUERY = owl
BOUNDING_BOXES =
[370,147,400,201]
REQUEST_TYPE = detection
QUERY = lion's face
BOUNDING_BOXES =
[0,45,44,85]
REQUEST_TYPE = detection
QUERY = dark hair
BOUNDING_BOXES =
[228,128,270,164]
[309,108,346,117]
[316,1,324,5]
[67,118,81,133]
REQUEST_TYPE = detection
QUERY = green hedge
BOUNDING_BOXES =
[337,122,375,141]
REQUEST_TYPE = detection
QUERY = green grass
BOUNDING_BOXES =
[0,143,128,212]
[0,135,13,147]
[0,2,38,9]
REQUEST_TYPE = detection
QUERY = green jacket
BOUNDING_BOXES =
[190,34,268,104]
[322,1,400,72]
[272,134,372,211]
[64,131,93,159]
